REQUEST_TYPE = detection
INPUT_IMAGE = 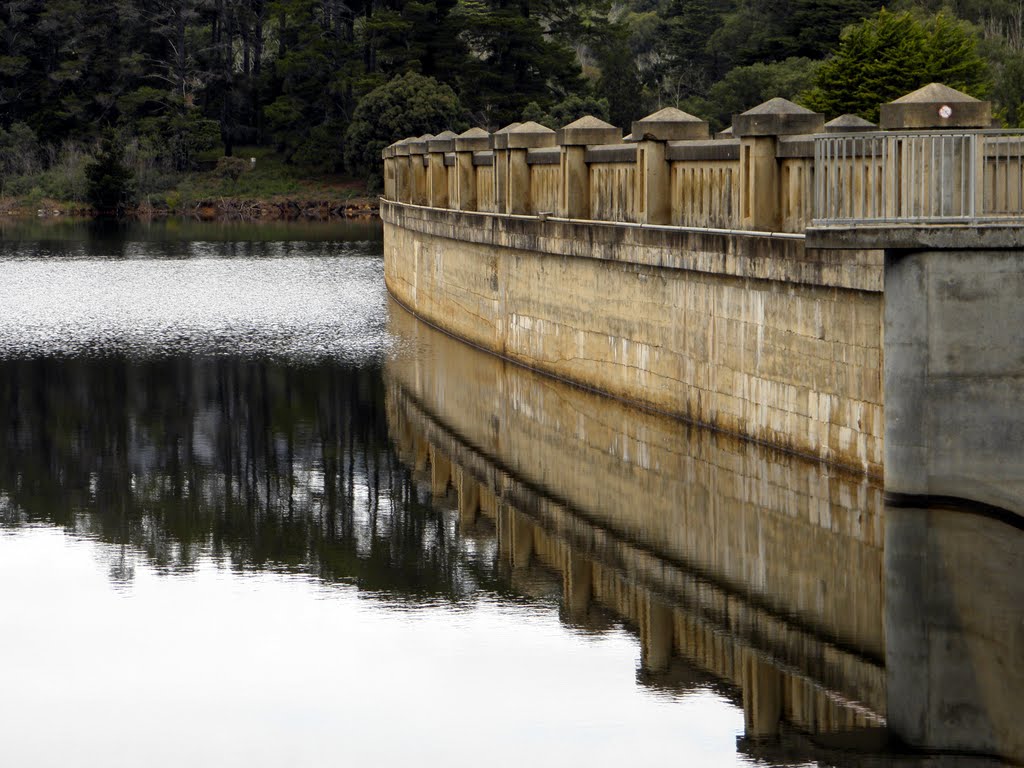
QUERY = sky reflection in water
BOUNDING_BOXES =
[0,527,745,768]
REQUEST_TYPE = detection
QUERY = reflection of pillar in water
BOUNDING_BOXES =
[742,653,782,739]
[641,596,674,673]
[496,502,513,563]
[563,554,592,619]
[886,506,1024,763]
[413,437,428,471]
[455,467,479,528]
[479,486,497,520]
[430,448,450,497]
[512,510,534,569]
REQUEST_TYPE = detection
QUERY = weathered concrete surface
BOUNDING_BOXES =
[383,200,884,474]
[885,248,1024,516]
[880,83,992,131]
[385,299,886,723]
[808,223,1024,251]
[886,507,1024,762]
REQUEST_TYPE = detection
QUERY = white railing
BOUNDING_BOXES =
[813,130,1024,226]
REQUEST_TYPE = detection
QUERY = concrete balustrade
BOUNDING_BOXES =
[383,100,828,232]
[383,84,1024,235]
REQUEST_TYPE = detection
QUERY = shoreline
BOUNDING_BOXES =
[0,196,381,221]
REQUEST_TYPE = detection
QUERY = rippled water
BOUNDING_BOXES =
[0,218,1020,768]
[0,223,387,362]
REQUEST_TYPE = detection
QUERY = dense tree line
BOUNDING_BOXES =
[1,0,1023,198]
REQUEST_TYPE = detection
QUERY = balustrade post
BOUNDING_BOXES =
[491,123,520,215]
[427,131,457,209]
[408,134,433,206]
[632,107,710,225]
[454,128,490,212]
[505,122,556,214]
[382,143,396,200]
[733,98,823,230]
[556,116,621,220]
[394,138,413,203]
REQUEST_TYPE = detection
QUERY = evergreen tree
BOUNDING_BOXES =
[802,9,991,121]
[86,134,135,215]
[344,71,467,187]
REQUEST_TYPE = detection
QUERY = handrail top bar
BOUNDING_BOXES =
[814,128,1024,141]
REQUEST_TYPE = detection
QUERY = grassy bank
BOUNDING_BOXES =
[0,146,378,219]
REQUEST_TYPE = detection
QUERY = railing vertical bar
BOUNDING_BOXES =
[825,138,830,219]
[958,135,966,218]
[859,137,866,219]
[838,136,843,220]
[883,135,889,220]
[913,137,921,219]
[826,138,832,220]
[830,138,837,220]
[823,138,829,219]
[833,137,838,219]
[814,137,820,220]
[1011,138,1019,215]
[853,137,860,219]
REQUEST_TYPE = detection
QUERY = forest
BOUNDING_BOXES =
[1,0,1023,208]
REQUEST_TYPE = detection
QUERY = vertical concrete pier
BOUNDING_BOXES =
[809,82,1024,763]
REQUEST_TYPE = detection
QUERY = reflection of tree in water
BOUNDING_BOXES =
[0,357,486,599]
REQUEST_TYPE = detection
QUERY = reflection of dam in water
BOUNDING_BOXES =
[385,299,887,747]
[385,299,1024,764]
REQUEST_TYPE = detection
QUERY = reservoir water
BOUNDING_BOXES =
[0,218,1020,767]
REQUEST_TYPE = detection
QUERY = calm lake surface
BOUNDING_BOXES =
[0,218,1020,767]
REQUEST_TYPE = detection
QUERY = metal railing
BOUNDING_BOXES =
[813,130,1024,226]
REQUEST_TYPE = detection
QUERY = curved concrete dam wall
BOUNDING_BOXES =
[383,200,884,475]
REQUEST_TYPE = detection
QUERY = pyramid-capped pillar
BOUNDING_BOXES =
[732,98,825,137]
[491,123,522,150]
[454,128,490,212]
[393,137,413,157]
[505,121,556,149]
[454,127,491,153]
[825,114,877,133]
[879,83,991,130]
[384,140,409,198]
[556,115,622,147]
[382,142,398,200]
[427,130,458,154]
[490,123,521,213]
[426,130,458,208]
[631,108,709,225]
[393,138,415,202]
[408,134,433,205]
[632,107,710,142]
[732,99,823,231]
[556,116,619,219]
[408,134,434,155]
[505,122,556,214]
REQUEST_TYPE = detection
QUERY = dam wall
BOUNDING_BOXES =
[383,86,1024,485]
[382,196,884,475]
